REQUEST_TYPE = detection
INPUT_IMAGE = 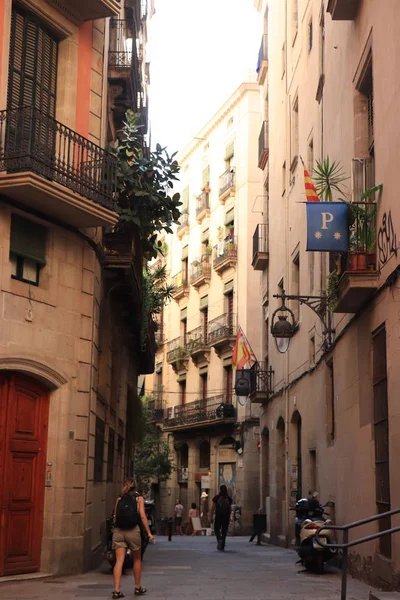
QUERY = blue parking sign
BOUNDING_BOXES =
[306,202,348,252]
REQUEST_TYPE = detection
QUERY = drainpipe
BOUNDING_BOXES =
[284,0,290,546]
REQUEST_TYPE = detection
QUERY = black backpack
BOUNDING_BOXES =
[216,495,231,519]
[115,493,140,530]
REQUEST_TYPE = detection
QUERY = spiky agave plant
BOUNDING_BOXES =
[312,157,349,202]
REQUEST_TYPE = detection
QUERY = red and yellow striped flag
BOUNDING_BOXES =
[232,327,257,370]
[302,158,320,202]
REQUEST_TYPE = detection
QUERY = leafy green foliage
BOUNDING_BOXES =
[312,157,349,202]
[113,110,182,257]
[141,262,175,350]
[134,398,173,495]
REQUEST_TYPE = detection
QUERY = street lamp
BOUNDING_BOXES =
[271,290,335,354]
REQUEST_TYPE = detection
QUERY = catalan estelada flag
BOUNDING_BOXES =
[301,157,320,202]
[232,326,257,370]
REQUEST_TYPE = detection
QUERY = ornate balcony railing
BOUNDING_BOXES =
[164,394,236,430]
[190,258,211,285]
[186,326,208,350]
[0,106,116,208]
[213,237,238,269]
[166,336,188,363]
[219,169,235,198]
[258,121,269,169]
[177,212,190,234]
[196,191,209,219]
[252,223,269,270]
[147,392,165,420]
[109,19,136,67]
[171,271,189,299]
[207,313,237,345]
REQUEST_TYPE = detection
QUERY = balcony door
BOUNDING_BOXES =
[7,7,58,171]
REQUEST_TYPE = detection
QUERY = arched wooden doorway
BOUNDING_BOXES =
[0,373,49,576]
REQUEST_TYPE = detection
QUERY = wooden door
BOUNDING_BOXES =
[0,374,49,576]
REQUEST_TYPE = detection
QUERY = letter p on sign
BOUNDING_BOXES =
[321,212,334,230]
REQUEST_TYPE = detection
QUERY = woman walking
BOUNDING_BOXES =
[112,477,155,598]
[212,484,232,551]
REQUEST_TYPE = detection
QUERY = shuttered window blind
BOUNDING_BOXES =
[224,141,234,161]
[202,165,210,189]
[224,208,235,225]
[10,214,47,264]
[8,7,58,114]
[181,186,189,213]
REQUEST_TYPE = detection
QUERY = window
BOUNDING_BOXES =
[308,18,313,52]
[182,257,189,284]
[291,97,299,170]
[10,215,47,285]
[199,440,210,469]
[202,165,210,191]
[316,10,325,102]
[291,253,300,322]
[224,366,233,404]
[292,0,298,44]
[201,305,208,343]
[180,312,187,346]
[355,48,375,186]
[307,137,314,171]
[224,141,234,169]
[200,372,207,400]
[94,417,105,483]
[107,429,115,483]
[181,186,189,214]
[179,379,186,405]
[326,360,335,441]
[282,161,286,196]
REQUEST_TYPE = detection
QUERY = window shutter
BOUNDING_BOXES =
[202,165,210,189]
[351,158,367,201]
[10,215,47,264]
[224,208,235,225]
[224,141,234,161]
[180,307,187,321]
[199,365,208,376]
[200,295,208,310]
[201,228,209,243]
[223,280,234,295]
[182,186,189,213]
[182,245,189,259]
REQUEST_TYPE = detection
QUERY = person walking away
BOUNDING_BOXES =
[200,491,210,527]
[112,477,155,598]
[186,503,199,535]
[174,499,184,535]
[212,484,232,551]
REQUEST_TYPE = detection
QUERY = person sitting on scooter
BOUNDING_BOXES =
[112,477,155,598]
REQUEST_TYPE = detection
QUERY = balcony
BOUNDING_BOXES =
[256,34,268,84]
[333,201,378,313]
[196,191,210,222]
[258,121,269,169]
[219,169,235,204]
[248,362,273,405]
[164,394,236,432]
[171,271,189,301]
[0,107,117,227]
[208,313,237,356]
[155,328,165,348]
[186,326,210,364]
[190,258,211,288]
[177,212,190,239]
[103,230,136,269]
[252,224,269,270]
[327,0,360,20]
[166,337,189,372]
[213,238,237,275]
[109,19,136,69]
[47,0,120,21]
[147,393,165,421]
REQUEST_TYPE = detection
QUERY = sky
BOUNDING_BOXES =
[148,0,262,154]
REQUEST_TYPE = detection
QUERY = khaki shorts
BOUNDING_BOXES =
[112,525,141,552]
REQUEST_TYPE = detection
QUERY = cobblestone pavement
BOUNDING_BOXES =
[0,536,380,600]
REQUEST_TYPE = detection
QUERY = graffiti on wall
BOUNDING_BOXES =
[377,211,398,268]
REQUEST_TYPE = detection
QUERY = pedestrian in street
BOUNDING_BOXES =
[212,484,232,551]
[186,503,199,535]
[112,477,155,598]
[200,491,210,527]
[174,498,184,535]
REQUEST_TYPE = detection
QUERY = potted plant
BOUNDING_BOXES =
[204,244,212,260]
[348,200,377,271]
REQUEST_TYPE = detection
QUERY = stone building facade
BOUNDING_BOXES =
[0,0,152,578]
[146,82,265,534]
[254,0,400,587]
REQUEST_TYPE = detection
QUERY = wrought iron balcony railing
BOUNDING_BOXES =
[166,336,188,363]
[0,106,116,208]
[196,191,209,218]
[177,212,190,234]
[190,258,211,285]
[258,121,269,169]
[186,326,208,351]
[109,19,136,68]
[171,271,189,298]
[164,394,236,430]
[252,223,269,270]
[207,313,237,345]
[213,237,238,269]
[219,169,235,198]
[147,392,165,420]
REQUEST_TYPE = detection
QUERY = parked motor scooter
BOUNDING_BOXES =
[294,494,336,573]
[144,500,155,534]
[103,513,148,571]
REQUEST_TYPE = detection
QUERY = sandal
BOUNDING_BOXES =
[112,592,125,599]
[135,587,147,596]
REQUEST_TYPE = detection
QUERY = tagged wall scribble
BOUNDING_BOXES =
[378,211,398,268]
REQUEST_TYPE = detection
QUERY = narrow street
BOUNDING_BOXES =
[0,537,377,600]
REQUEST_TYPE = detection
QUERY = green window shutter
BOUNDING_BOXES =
[10,214,47,264]
[182,245,189,259]
[223,279,234,295]
[202,165,210,189]
[182,186,189,213]
[200,295,208,310]
[224,141,234,161]
[224,208,235,225]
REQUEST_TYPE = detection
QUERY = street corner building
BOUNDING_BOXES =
[0,0,152,578]
[146,81,266,535]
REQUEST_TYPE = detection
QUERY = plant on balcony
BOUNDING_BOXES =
[312,156,349,202]
[326,269,340,312]
[133,397,174,494]
[113,110,182,258]
[141,262,175,350]
[204,244,212,258]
